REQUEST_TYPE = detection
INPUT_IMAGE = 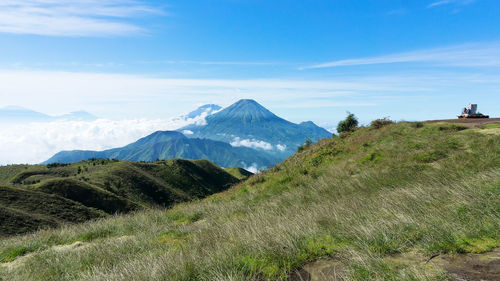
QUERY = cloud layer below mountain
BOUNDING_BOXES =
[0,116,203,165]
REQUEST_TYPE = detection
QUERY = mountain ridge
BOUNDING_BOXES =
[43,131,276,169]
[0,106,97,122]
[181,99,332,158]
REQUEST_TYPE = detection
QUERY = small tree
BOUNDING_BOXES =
[337,112,359,133]
[304,138,312,148]
[298,138,312,152]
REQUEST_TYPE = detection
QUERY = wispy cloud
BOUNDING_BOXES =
[302,42,500,69]
[428,0,453,8]
[0,69,498,126]
[0,70,425,114]
[427,0,477,8]
[0,0,165,37]
[162,60,282,66]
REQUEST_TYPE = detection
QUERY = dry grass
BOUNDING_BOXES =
[0,122,499,281]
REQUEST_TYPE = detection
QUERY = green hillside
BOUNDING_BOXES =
[224,167,254,180]
[0,159,241,237]
[1,122,499,280]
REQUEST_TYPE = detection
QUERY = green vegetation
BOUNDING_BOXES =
[370,117,395,129]
[224,167,253,180]
[0,159,242,236]
[481,123,500,129]
[337,112,359,133]
[297,138,312,152]
[0,122,499,280]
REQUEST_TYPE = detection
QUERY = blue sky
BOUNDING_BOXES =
[0,0,499,126]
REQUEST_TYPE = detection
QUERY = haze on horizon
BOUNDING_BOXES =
[0,0,499,164]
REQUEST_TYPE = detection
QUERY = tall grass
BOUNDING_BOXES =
[0,122,499,281]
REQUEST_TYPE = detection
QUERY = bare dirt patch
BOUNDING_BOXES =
[428,247,500,281]
[289,248,500,281]
[288,258,346,281]
[0,241,89,272]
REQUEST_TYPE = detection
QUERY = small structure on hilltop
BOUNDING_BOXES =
[458,104,489,119]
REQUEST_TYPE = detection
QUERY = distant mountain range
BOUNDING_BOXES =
[0,106,97,122]
[181,99,332,158]
[43,131,276,169]
[44,99,332,170]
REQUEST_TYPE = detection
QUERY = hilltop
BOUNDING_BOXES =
[0,121,498,280]
[0,159,249,236]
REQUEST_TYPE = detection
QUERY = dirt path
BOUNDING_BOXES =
[288,258,346,281]
[429,247,500,281]
[288,248,500,281]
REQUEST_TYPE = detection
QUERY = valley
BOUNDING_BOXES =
[0,159,249,236]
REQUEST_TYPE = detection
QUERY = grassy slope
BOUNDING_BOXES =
[0,159,240,237]
[224,167,254,180]
[0,122,499,280]
[0,186,107,236]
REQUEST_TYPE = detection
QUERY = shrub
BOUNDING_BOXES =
[370,117,394,129]
[437,124,468,131]
[411,122,424,128]
[337,113,359,133]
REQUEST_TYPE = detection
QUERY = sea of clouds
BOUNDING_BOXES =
[0,114,209,165]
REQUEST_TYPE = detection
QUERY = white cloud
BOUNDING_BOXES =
[0,116,200,165]
[0,70,429,117]
[0,68,499,128]
[243,163,259,174]
[0,101,224,165]
[230,137,273,151]
[276,144,286,152]
[0,0,164,36]
[303,42,500,69]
